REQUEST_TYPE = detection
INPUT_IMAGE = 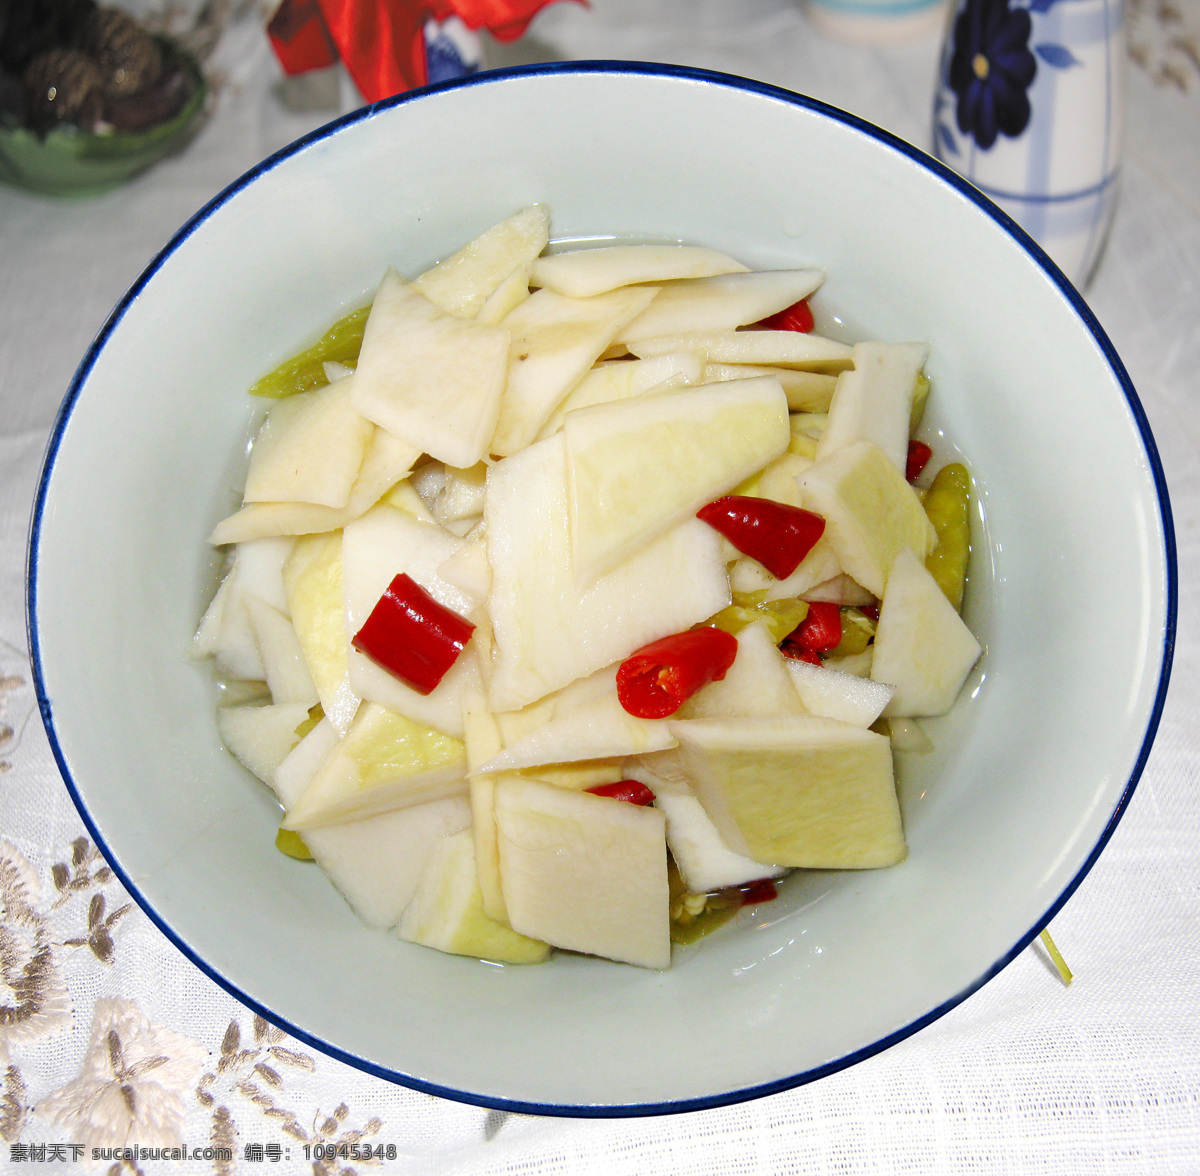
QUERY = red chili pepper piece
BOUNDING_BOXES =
[616,627,738,719]
[760,298,815,333]
[696,495,826,580]
[780,645,822,666]
[586,780,656,806]
[906,439,933,483]
[740,878,778,905]
[859,604,880,623]
[351,572,474,696]
[783,601,842,657]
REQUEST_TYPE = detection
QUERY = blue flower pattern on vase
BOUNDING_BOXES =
[933,0,1125,286]
[948,0,1038,149]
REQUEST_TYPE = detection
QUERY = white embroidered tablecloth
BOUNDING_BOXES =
[2,0,1198,1172]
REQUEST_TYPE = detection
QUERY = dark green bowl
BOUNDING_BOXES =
[0,46,207,197]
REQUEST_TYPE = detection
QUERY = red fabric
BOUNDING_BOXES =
[266,0,583,101]
[318,0,430,100]
[267,0,339,74]
[447,0,574,40]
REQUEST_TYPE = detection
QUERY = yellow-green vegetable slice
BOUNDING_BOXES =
[667,858,779,945]
[829,606,876,658]
[249,304,370,399]
[1039,928,1073,986]
[294,703,324,741]
[707,591,808,643]
[923,462,971,611]
[275,827,314,861]
[910,371,930,432]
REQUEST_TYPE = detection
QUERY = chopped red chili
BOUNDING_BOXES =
[696,495,825,580]
[586,780,656,806]
[760,298,815,333]
[906,440,933,483]
[782,601,842,658]
[740,878,779,905]
[780,646,822,666]
[351,572,474,696]
[616,627,738,719]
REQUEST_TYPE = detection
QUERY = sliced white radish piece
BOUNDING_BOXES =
[246,597,319,707]
[399,828,550,962]
[192,563,231,660]
[491,284,658,457]
[485,431,730,712]
[217,701,310,785]
[282,533,360,735]
[283,701,467,829]
[476,263,534,324]
[564,377,789,582]
[475,666,674,773]
[351,270,510,469]
[816,342,929,474]
[703,363,838,412]
[798,440,935,598]
[618,268,823,343]
[243,377,373,508]
[630,329,852,370]
[412,205,549,318]
[800,573,877,606]
[272,717,339,807]
[677,622,803,720]
[433,463,487,528]
[307,797,472,929]
[531,244,747,297]
[495,775,671,969]
[871,548,982,717]
[208,424,419,545]
[269,717,472,927]
[619,758,787,897]
[231,536,294,615]
[537,351,704,439]
[785,658,894,728]
[670,715,905,868]
[208,558,266,682]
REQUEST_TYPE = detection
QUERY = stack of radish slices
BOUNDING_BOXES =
[194,207,982,971]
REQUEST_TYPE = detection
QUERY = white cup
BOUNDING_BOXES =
[803,0,951,45]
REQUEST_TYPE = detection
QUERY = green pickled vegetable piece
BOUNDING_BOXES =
[667,858,780,945]
[670,891,742,944]
[910,371,930,433]
[707,591,808,643]
[294,703,324,741]
[249,304,370,399]
[923,462,971,611]
[275,826,314,861]
[829,606,876,657]
[1039,928,1074,987]
[667,857,740,944]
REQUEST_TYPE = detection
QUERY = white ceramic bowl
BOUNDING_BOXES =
[28,63,1175,1115]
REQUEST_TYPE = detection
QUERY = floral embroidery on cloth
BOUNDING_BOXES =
[0,841,72,1053]
[36,997,209,1154]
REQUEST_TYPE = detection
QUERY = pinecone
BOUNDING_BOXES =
[22,46,104,129]
[0,0,98,75]
[82,6,161,97]
[103,43,194,132]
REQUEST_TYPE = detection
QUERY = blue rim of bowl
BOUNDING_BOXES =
[26,59,1178,1118]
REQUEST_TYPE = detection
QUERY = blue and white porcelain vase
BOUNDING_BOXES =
[423,15,484,85]
[932,0,1125,286]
